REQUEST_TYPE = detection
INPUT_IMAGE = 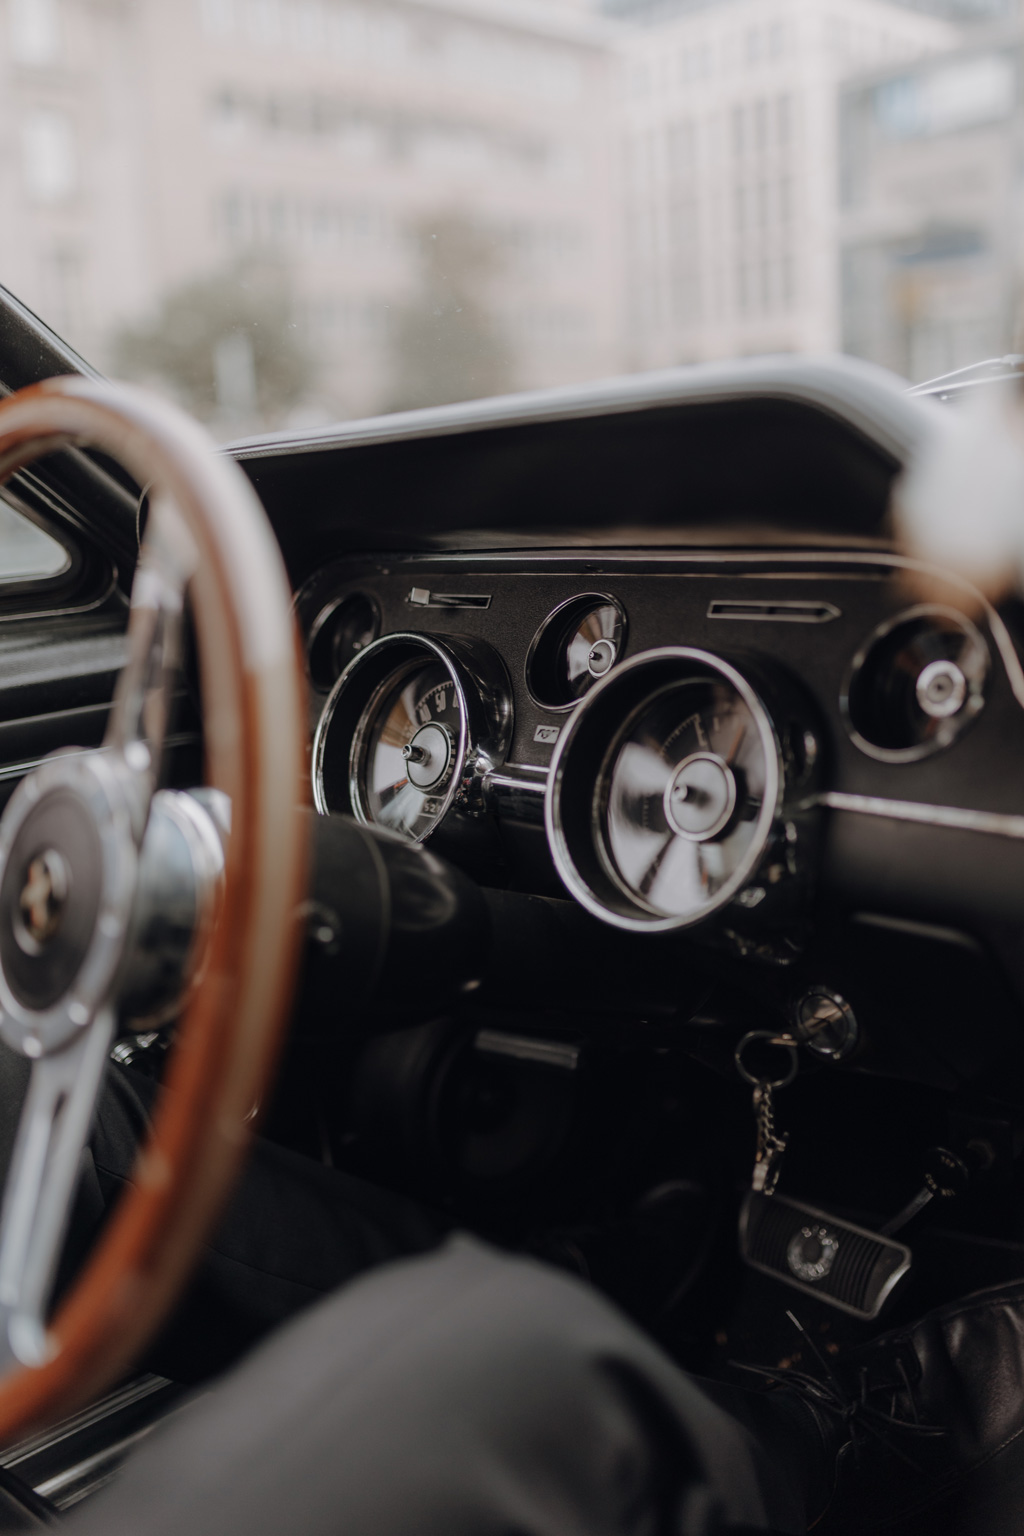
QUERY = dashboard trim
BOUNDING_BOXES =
[821,791,1024,841]
[330,548,1024,718]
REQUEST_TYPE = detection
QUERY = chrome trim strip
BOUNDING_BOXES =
[0,564,118,626]
[483,764,548,795]
[0,732,199,787]
[474,1030,580,1071]
[821,791,1024,841]
[34,1424,159,1506]
[0,1375,173,1469]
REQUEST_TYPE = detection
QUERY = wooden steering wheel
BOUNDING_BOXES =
[0,376,307,1439]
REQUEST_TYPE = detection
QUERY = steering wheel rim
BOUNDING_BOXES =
[0,375,308,1438]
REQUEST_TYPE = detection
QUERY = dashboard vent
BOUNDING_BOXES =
[708,599,840,623]
[408,588,491,610]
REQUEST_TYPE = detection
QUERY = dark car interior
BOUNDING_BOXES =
[2,286,1024,1519]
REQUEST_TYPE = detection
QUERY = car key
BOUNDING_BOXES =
[879,1147,972,1237]
[734,1031,799,1197]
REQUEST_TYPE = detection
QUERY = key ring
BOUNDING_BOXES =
[734,1030,799,1089]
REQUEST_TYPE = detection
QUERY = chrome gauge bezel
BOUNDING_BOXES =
[841,604,989,764]
[545,647,788,934]
[312,632,512,841]
[306,590,381,693]
[525,593,627,711]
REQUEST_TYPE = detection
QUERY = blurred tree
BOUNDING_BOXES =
[111,260,310,435]
[386,213,514,412]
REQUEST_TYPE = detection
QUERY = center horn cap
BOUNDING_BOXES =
[16,851,69,951]
[0,754,139,1058]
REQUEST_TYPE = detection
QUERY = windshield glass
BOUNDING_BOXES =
[1,0,1019,439]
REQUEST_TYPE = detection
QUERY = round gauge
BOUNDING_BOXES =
[546,648,818,934]
[357,659,463,840]
[602,678,767,920]
[527,595,626,710]
[308,592,380,692]
[313,633,511,843]
[843,605,988,763]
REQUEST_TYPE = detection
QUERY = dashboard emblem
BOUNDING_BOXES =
[18,850,69,948]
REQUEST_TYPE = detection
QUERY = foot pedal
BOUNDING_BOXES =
[740,1191,912,1320]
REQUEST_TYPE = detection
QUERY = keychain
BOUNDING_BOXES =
[734,1030,799,1196]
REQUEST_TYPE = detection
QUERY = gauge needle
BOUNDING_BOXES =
[726,722,745,764]
[638,836,675,898]
[377,778,409,806]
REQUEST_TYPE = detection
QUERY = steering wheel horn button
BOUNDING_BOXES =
[16,850,69,951]
[0,753,140,1056]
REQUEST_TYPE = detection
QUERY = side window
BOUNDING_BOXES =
[0,498,70,582]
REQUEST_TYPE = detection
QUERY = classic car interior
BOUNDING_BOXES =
[1,282,1024,1520]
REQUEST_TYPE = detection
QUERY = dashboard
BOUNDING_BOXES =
[4,350,1024,1105]
[295,551,1024,947]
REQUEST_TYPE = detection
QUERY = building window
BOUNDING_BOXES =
[21,111,77,203]
[9,0,60,64]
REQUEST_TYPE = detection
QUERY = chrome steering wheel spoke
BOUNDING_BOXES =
[0,1008,115,1370]
[0,498,207,1369]
[104,497,198,841]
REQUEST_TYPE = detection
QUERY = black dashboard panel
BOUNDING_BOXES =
[296,550,1024,934]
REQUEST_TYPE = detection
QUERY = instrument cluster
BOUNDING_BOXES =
[299,551,1019,949]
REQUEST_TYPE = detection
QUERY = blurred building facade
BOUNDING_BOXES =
[0,0,618,429]
[614,0,959,369]
[841,34,1023,381]
[600,0,1016,21]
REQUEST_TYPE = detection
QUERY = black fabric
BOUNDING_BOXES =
[80,1061,451,1379]
[0,1047,811,1533]
[63,1238,798,1536]
[816,1277,1024,1535]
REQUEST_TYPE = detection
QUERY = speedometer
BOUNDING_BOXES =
[546,648,819,935]
[313,633,511,844]
[358,661,463,840]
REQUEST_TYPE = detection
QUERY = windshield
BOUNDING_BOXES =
[1,0,1019,439]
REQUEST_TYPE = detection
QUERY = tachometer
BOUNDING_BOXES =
[546,648,819,934]
[313,633,511,843]
[603,678,765,918]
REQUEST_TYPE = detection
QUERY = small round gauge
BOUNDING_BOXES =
[843,605,988,763]
[546,648,818,934]
[307,592,380,691]
[527,595,626,709]
[313,633,511,843]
